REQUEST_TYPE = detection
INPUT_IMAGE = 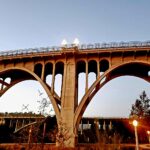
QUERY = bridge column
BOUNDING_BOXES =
[9,119,12,128]
[60,57,78,148]
[15,120,19,132]
[97,61,100,77]
[85,61,88,92]
[51,63,55,94]
[41,63,45,81]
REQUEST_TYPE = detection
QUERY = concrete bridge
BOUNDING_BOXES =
[0,115,44,133]
[0,41,150,147]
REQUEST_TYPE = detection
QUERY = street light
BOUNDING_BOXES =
[133,120,139,150]
[61,39,67,47]
[28,125,32,150]
[73,38,79,46]
[147,130,150,143]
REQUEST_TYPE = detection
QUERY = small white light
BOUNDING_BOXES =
[61,39,67,47]
[73,38,79,46]
[133,120,138,127]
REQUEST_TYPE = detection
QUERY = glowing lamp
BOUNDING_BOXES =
[73,38,79,46]
[133,120,138,127]
[61,39,67,47]
[147,130,150,135]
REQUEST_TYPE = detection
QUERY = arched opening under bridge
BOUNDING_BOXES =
[76,61,150,144]
[78,76,150,143]
[0,80,54,115]
[0,79,56,143]
[83,76,150,117]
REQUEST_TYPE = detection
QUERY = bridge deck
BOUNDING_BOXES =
[0,41,150,60]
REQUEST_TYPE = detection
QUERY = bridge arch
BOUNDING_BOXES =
[76,60,86,74]
[54,62,64,97]
[0,67,60,121]
[74,60,150,130]
[55,61,64,75]
[99,59,109,74]
[88,60,97,74]
[34,63,43,78]
[45,62,53,75]
[44,62,53,85]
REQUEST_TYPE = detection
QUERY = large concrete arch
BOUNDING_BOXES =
[0,67,61,121]
[74,60,150,130]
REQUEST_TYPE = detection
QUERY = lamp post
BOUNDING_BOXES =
[28,125,32,150]
[41,122,46,150]
[147,130,150,143]
[61,39,67,48]
[133,120,139,150]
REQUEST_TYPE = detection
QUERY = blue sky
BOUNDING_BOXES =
[0,0,150,50]
[0,0,150,117]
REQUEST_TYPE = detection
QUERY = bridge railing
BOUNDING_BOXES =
[1,41,150,57]
[79,41,150,49]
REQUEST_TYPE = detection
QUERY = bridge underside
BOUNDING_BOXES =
[109,62,150,81]
[0,69,33,96]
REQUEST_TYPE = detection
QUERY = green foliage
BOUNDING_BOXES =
[130,91,150,118]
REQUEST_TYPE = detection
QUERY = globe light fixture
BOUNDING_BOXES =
[61,39,67,47]
[73,38,79,46]
[147,130,150,143]
[132,120,139,150]
[133,120,138,127]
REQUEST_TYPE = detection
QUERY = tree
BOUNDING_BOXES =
[130,91,150,118]
[37,90,54,116]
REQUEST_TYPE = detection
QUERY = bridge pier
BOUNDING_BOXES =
[59,57,78,148]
